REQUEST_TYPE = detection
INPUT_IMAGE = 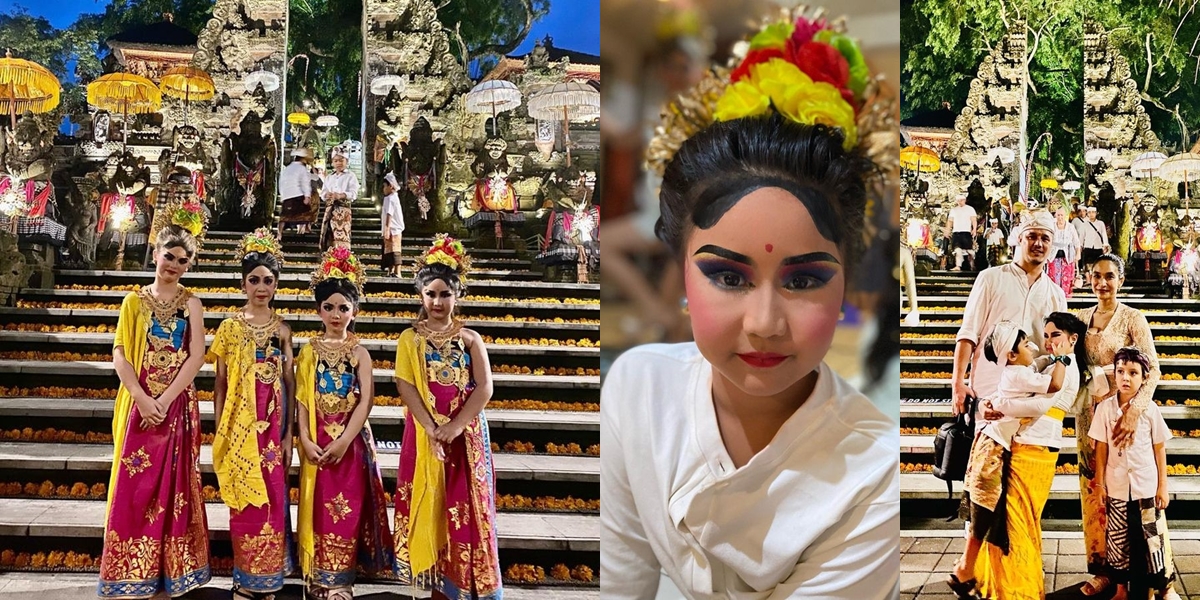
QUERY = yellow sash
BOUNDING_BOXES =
[206,318,270,511]
[1046,407,1066,421]
[107,292,149,515]
[295,344,319,580]
[395,328,448,577]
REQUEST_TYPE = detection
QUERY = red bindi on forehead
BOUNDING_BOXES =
[765,243,773,253]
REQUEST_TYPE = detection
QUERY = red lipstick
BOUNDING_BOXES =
[737,352,788,368]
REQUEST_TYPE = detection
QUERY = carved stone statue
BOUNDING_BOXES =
[99,152,152,249]
[0,230,32,305]
[466,137,524,247]
[528,36,550,70]
[374,88,407,196]
[220,105,277,229]
[158,125,213,201]
[1,113,56,219]
[536,165,598,282]
[396,116,442,226]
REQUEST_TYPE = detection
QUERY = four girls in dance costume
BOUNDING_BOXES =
[99,225,501,599]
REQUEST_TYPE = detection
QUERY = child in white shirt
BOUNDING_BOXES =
[381,172,404,277]
[1088,346,1177,600]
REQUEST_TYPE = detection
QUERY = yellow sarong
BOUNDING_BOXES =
[975,443,1058,600]
[206,318,269,511]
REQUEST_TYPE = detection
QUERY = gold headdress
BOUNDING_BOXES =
[645,5,897,177]
[237,227,284,266]
[418,233,471,281]
[310,246,367,292]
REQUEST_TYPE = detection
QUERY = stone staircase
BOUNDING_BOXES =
[901,269,1200,536]
[0,217,600,596]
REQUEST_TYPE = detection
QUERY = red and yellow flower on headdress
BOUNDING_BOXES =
[419,233,471,280]
[646,5,897,176]
[171,201,206,237]
[237,227,284,265]
[311,246,366,291]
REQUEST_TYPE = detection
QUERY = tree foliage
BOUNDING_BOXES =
[0,0,550,137]
[903,0,1200,184]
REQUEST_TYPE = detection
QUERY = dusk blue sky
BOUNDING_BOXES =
[0,0,600,55]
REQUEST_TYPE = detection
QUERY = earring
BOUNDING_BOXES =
[680,297,690,315]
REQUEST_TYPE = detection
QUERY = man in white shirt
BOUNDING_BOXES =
[948,194,978,271]
[952,210,1068,421]
[1079,206,1110,271]
[278,148,314,239]
[381,172,404,277]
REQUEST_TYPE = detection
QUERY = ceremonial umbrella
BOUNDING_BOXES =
[1131,151,1168,179]
[159,66,214,126]
[527,81,599,166]
[1160,153,1200,208]
[986,147,1015,164]
[1040,177,1059,189]
[899,146,940,172]
[1085,148,1112,166]
[1062,181,1081,192]
[243,71,280,93]
[0,50,60,125]
[87,72,161,150]
[466,80,522,127]
[369,75,405,96]
[287,111,311,126]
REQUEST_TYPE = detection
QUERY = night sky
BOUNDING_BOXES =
[0,0,600,54]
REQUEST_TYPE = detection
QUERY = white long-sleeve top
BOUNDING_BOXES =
[601,343,899,600]
[321,169,359,201]
[279,160,311,200]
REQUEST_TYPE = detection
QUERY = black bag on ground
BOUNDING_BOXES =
[932,396,976,500]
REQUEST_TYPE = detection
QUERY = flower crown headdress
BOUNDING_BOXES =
[237,227,284,266]
[171,200,206,237]
[419,233,471,281]
[646,5,897,177]
[310,246,366,292]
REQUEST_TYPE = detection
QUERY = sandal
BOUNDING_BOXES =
[233,584,277,600]
[1081,575,1111,596]
[946,573,980,599]
[327,586,353,600]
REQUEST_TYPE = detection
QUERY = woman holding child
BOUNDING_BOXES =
[1076,254,1168,597]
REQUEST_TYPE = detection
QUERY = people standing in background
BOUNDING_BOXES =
[278,148,315,239]
[1049,208,1082,298]
[1080,206,1110,272]
[381,172,404,277]
[949,193,978,271]
[985,218,1006,266]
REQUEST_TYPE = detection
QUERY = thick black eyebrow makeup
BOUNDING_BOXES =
[693,244,752,264]
[781,252,840,266]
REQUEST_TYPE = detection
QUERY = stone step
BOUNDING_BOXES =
[49,270,600,299]
[901,355,1200,367]
[0,361,600,390]
[0,308,599,335]
[0,572,600,599]
[195,261,544,280]
[902,472,1200,500]
[0,442,599,483]
[0,397,600,431]
[901,435,1200,455]
[904,294,1199,308]
[9,292,600,314]
[902,322,1200,333]
[0,498,599,551]
[0,332,599,358]
[901,377,1200,391]
[901,337,1199,350]
[900,402,1200,419]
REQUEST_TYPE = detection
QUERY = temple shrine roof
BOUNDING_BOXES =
[105,17,198,54]
[483,36,600,83]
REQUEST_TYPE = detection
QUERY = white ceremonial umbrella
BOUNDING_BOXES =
[527,81,600,166]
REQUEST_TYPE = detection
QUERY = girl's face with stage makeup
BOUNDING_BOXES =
[683,186,845,398]
[154,245,192,284]
[244,265,277,307]
[318,293,355,334]
[421,278,457,323]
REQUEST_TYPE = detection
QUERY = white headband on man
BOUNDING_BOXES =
[988,321,1022,368]
[1016,210,1056,238]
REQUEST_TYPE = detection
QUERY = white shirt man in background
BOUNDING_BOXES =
[948,194,978,271]
[278,148,313,239]
[1079,206,1110,271]
[381,172,404,277]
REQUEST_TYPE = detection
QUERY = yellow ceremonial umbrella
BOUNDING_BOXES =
[88,72,162,150]
[159,66,214,125]
[0,50,61,124]
[1040,177,1059,189]
[287,111,311,126]
[899,146,940,172]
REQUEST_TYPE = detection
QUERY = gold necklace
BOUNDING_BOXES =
[311,333,359,367]
[139,285,188,332]
[238,311,281,350]
[415,318,463,346]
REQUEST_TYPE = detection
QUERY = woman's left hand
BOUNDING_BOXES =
[433,422,465,444]
[1113,406,1143,449]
